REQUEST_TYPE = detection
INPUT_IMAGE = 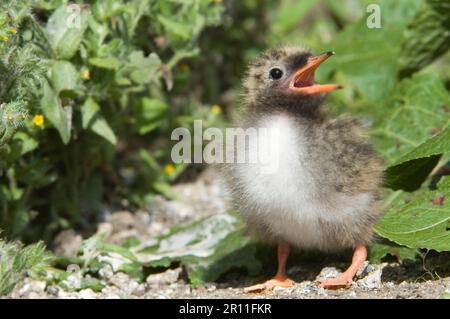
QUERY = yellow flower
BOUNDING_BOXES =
[180,63,190,73]
[33,114,44,126]
[211,104,222,114]
[1,35,9,43]
[163,164,175,175]
[83,69,91,80]
[8,27,17,34]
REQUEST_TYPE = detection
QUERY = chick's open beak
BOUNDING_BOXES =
[289,51,341,94]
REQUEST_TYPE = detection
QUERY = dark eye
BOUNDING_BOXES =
[269,68,283,80]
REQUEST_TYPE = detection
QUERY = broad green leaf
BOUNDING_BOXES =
[81,98,117,145]
[128,51,161,85]
[133,213,261,285]
[385,126,450,190]
[116,51,161,85]
[88,57,121,69]
[134,98,168,134]
[375,177,450,252]
[385,155,442,191]
[71,213,261,285]
[40,81,72,144]
[51,61,78,93]
[372,73,450,164]
[371,73,450,190]
[369,242,420,263]
[392,127,450,165]
[46,4,89,59]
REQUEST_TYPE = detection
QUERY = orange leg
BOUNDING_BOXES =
[244,242,295,293]
[318,244,367,289]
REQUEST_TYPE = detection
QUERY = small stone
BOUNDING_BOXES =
[46,285,59,296]
[101,286,122,299]
[295,282,317,295]
[146,268,182,286]
[56,290,78,299]
[133,284,146,297]
[17,279,46,297]
[98,265,114,279]
[317,287,328,296]
[79,289,97,299]
[356,261,375,278]
[273,286,292,293]
[207,285,217,292]
[358,266,383,289]
[315,267,341,281]
[108,272,140,295]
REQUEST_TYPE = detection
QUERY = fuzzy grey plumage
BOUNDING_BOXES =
[221,47,384,252]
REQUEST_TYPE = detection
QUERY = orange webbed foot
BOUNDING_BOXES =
[317,274,353,289]
[318,244,367,290]
[244,277,295,293]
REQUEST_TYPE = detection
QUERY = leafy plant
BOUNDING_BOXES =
[0,238,49,295]
[0,0,226,240]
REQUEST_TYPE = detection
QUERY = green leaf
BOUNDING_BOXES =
[152,181,177,200]
[375,177,450,252]
[398,0,450,77]
[391,127,450,165]
[157,15,190,40]
[128,51,162,84]
[115,51,161,86]
[371,73,450,190]
[372,73,450,164]
[0,240,48,296]
[81,98,117,145]
[134,98,168,134]
[12,132,38,156]
[134,213,261,285]
[385,126,450,190]
[88,57,121,69]
[40,81,72,144]
[51,60,78,93]
[369,242,420,263]
[46,4,89,59]
[385,155,442,191]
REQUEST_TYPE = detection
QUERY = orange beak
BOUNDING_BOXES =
[288,51,341,94]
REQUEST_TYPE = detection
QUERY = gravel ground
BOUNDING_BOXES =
[6,168,450,299]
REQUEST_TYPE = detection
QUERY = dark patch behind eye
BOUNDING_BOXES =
[286,52,311,71]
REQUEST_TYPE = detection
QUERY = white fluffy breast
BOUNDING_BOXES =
[235,115,317,216]
[231,114,373,249]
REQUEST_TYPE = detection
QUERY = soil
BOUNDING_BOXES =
[6,168,450,299]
